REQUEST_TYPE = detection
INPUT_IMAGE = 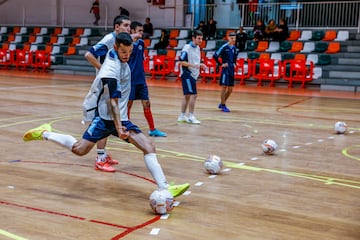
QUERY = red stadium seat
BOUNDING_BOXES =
[0,49,12,69]
[288,42,303,53]
[322,30,337,41]
[234,58,252,85]
[13,49,31,70]
[255,41,269,52]
[287,30,301,41]
[32,50,51,72]
[149,55,171,80]
[283,59,314,88]
[325,42,340,54]
[200,57,220,83]
[252,58,281,87]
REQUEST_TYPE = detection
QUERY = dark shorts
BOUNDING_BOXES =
[129,83,149,101]
[219,73,235,87]
[181,72,197,95]
[83,116,142,143]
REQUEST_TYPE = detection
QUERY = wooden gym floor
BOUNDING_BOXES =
[0,71,359,240]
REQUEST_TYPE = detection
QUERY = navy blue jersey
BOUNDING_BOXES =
[213,43,237,77]
[128,39,146,84]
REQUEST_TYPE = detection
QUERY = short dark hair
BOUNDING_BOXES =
[115,32,133,47]
[113,15,130,29]
[192,30,203,38]
[130,21,143,30]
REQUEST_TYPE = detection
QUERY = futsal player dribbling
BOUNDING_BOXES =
[84,14,131,172]
[23,32,190,199]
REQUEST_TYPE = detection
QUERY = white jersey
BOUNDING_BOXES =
[82,49,131,122]
[180,42,201,79]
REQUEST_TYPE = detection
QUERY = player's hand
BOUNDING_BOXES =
[200,63,208,70]
[118,127,129,140]
[222,63,229,68]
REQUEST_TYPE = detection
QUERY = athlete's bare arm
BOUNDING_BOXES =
[84,51,102,70]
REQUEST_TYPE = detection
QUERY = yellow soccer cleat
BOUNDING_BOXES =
[168,183,190,198]
[23,123,52,142]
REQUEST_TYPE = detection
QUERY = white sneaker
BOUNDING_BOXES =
[178,115,189,123]
[188,115,201,124]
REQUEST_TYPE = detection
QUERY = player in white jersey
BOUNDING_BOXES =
[85,15,131,71]
[84,15,132,172]
[23,32,190,199]
[177,30,207,124]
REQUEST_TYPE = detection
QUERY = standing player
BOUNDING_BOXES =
[177,30,207,124]
[23,32,190,199]
[213,32,237,112]
[85,15,130,71]
[84,15,131,172]
[128,21,167,137]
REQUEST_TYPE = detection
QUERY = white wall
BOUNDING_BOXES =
[213,0,241,28]
[0,0,184,28]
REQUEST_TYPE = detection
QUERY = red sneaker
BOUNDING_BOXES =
[103,154,119,165]
[95,157,116,172]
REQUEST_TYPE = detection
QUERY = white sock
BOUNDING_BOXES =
[189,112,194,118]
[144,153,168,189]
[97,149,106,160]
[180,112,186,117]
[43,131,77,150]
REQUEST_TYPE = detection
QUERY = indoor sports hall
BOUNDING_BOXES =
[0,1,359,240]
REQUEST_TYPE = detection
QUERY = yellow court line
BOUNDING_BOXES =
[0,229,28,240]
[342,145,360,161]
[0,116,79,129]
[106,145,360,189]
[11,117,360,189]
[225,162,360,189]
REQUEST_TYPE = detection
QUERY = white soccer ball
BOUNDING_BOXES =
[204,155,223,174]
[261,139,278,155]
[334,121,347,134]
[149,189,174,215]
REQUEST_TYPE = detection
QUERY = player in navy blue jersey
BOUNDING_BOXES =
[213,32,237,112]
[128,21,167,137]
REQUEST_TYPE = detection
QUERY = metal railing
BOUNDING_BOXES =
[237,1,360,29]
[1,1,360,32]
[184,1,360,31]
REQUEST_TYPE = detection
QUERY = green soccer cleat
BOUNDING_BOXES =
[23,123,52,142]
[168,183,190,198]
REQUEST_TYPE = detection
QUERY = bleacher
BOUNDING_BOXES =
[0,26,99,72]
[140,28,360,91]
[0,26,359,91]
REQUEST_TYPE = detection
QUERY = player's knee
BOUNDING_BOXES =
[72,145,92,156]
[144,140,156,154]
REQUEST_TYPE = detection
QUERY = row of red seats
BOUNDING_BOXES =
[0,49,51,72]
[144,55,314,88]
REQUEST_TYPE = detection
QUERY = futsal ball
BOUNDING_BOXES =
[334,121,347,134]
[149,189,174,215]
[261,139,278,155]
[204,155,223,174]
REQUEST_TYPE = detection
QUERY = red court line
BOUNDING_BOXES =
[2,160,160,239]
[111,215,161,240]
[0,200,161,238]
[11,160,156,184]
